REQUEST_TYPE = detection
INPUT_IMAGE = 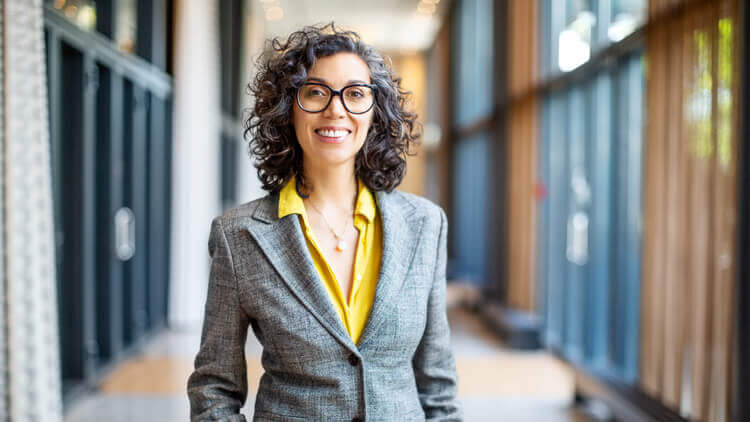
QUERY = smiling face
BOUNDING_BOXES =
[292,52,374,174]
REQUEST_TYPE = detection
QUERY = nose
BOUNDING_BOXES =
[322,93,347,118]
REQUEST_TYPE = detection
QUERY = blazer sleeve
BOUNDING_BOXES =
[187,217,250,421]
[412,209,463,421]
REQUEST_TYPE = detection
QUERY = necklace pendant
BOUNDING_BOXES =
[335,240,346,252]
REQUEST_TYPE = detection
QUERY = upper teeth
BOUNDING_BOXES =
[318,129,348,137]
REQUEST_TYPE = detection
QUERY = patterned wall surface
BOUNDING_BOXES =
[0,2,7,419]
[1,0,63,420]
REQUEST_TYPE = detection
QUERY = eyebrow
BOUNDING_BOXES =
[306,77,371,85]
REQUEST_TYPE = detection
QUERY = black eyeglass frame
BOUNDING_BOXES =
[295,82,378,114]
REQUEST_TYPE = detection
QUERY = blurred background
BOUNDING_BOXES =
[1,0,748,420]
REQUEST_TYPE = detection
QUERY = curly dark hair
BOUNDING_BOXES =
[244,22,420,195]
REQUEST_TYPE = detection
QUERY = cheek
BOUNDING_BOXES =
[356,115,373,140]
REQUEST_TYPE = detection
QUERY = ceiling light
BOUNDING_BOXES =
[265,6,283,20]
[76,5,97,30]
[423,0,440,4]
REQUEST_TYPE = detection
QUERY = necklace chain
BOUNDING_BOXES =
[307,198,352,240]
[306,193,356,252]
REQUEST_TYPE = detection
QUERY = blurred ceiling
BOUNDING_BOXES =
[250,0,451,53]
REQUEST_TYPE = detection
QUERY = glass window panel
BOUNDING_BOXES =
[611,53,644,383]
[452,132,490,285]
[563,85,588,362]
[609,0,646,42]
[51,0,98,32]
[558,0,596,72]
[453,0,493,126]
[586,71,614,370]
[475,0,494,120]
[541,93,568,350]
[566,0,594,24]
[535,0,649,391]
[115,0,137,53]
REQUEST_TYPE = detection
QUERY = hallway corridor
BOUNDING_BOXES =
[1,1,744,421]
[65,307,589,421]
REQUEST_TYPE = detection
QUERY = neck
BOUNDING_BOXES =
[301,160,358,214]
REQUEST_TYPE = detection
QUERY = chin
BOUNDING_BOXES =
[305,142,360,164]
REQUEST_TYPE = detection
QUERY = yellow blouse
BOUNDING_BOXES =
[278,176,382,345]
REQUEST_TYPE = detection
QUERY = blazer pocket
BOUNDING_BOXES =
[253,411,306,422]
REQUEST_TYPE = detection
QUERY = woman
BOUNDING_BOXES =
[187,23,461,421]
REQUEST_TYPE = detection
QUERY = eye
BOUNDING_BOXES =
[301,85,328,98]
[308,87,326,97]
[346,88,365,98]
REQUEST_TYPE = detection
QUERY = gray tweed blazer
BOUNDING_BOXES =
[187,189,462,421]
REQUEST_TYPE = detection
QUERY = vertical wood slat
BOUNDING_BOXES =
[390,53,427,197]
[659,15,687,408]
[707,1,739,419]
[507,98,538,310]
[686,4,714,417]
[679,16,695,413]
[506,0,539,311]
[641,19,668,396]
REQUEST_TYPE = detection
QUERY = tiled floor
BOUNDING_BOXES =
[65,308,590,421]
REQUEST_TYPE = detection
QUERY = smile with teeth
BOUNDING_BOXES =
[315,128,350,138]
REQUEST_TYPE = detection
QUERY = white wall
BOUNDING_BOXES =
[169,0,222,327]
[236,1,267,204]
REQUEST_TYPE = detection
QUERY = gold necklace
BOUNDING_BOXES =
[306,197,354,252]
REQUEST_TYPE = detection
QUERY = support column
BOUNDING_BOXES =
[169,0,222,327]
[1,0,63,420]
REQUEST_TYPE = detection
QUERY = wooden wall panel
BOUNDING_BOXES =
[659,16,687,408]
[506,0,539,311]
[685,6,713,416]
[706,1,739,419]
[685,5,715,418]
[507,98,538,310]
[641,0,740,420]
[641,21,668,396]
[389,53,427,197]
[508,0,538,96]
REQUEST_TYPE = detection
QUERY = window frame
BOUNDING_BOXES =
[733,0,750,420]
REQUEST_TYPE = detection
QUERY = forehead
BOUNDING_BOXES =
[307,52,371,85]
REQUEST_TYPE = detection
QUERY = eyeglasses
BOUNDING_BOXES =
[296,82,377,114]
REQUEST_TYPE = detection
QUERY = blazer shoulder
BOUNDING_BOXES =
[389,190,445,224]
[214,194,274,232]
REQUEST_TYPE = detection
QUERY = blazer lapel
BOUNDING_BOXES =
[245,194,357,352]
[357,190,425,348]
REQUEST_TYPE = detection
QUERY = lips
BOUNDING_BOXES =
[314,126,352,143]
[314,127,351,137]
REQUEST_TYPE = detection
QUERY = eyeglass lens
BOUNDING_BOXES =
[298,84,374,113]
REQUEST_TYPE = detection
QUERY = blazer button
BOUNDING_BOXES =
[348,353,359,366]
